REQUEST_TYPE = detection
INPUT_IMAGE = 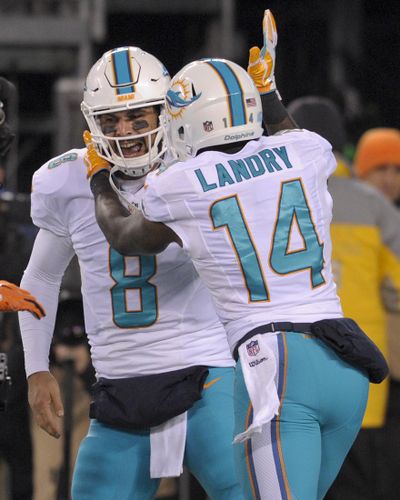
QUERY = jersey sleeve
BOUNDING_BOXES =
[30,149,85,237]
[309,131,337,177]
[31,168,69,237]
[288,129,337,177]
[142,174,174,223]
[142,170,192,250]
[19,228,75,376]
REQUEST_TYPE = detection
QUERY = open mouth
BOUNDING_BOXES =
[119,139,147,157]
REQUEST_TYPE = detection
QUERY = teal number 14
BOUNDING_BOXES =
[210,179,325,301]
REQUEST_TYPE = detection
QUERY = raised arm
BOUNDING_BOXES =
[247,9,297,134]
[84,133,180,255]
[90,171,179,255]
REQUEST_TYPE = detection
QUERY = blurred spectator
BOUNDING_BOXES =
[0,313,33,500]
[0,191,37,286]
[353,127,400,499]
[0,76,34,500]
[51,298,95,393]
[354,128,400,203]
[288,97,400,500]
[0,166,5,190]
[287,95,349,176]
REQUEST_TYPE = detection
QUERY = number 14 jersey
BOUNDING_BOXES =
[143,130,343,352]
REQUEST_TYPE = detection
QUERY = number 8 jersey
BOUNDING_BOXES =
[28,148,233,378]
[142,130,343,352]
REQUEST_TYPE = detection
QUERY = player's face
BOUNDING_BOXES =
[98,106,159,158]
[364,164,400,203]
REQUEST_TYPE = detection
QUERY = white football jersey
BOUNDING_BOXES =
[31,148,233,377]
[143,130,343,351]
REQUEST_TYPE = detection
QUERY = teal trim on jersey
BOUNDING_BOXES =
[211,196,269,301]
[270,179,325,287]
[109,248,157,328]
[112,48,135,94]
[205,60,246,126]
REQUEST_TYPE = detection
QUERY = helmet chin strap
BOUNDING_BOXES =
[111,131,154,176]
[109,165,142,213]
[107,124,167,177]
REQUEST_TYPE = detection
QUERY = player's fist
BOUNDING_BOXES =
[248,9,278,95]
[0,280,46,319]
[83,130,111,179]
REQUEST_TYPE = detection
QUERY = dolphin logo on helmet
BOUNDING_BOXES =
[165,58,263,161]
[166,89,202,109]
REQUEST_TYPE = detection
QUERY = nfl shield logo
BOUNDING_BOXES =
[246,340,260,356]
[203,121,214,132]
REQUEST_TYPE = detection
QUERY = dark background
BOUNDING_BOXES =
[1,0,400,192]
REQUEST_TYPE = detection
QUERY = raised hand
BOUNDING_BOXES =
[247,9,278,95]
[83,130,111,179]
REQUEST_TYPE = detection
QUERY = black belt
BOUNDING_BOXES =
[233,322,312,361]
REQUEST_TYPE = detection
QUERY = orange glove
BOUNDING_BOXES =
[83,130,111,179]
[248,9,278,95]
[0,281,46,319]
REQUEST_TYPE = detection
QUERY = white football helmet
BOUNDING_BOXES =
[81,47,170,177]
[165,58,263,160]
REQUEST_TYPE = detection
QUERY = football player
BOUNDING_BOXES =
[18,47,243,499]
[88,14,377,500]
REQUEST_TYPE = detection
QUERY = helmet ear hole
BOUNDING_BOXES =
[178,126,185,140]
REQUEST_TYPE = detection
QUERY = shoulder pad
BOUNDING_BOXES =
[32,148,86,196]
[47,151,79,170]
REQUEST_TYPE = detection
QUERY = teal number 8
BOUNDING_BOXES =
[109,248,158,328]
